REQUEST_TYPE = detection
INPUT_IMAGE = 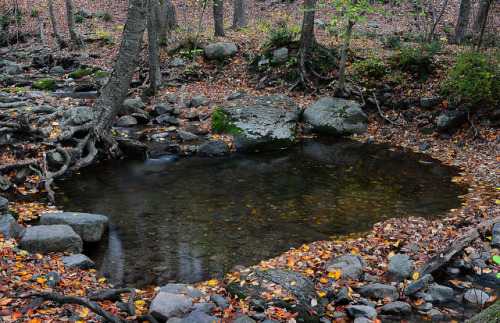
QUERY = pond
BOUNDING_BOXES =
[56,138,466,288]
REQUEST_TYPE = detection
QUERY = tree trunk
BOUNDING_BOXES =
[473,0,488,30]
[165,0,179,30]
[474,0,491,52]
[454,0,472,44]
[48,0,66,49]
[337,19,355,96]
[65,0,84,48]
[213,0,225,37]
[147,0,163,95]
[158,0,178,45]
[232,0,246,28]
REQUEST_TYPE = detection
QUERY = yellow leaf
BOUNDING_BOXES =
[317,291,326,297]
[291,281,296,286]
[208,280,218,286]
[388,251,395,260]
[134,300,145,308]
[495,200,500,204]
[412,272,419,280]
[319,278,329,284]
[36,277,47,284]
[335,269,341,280]
[327,271,336,278]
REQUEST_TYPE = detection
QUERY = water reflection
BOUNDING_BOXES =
[56,138,466,287]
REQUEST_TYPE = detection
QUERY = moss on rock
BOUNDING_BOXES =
[32,78,56,90]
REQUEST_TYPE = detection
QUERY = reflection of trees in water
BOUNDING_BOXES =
[57,139,465,287]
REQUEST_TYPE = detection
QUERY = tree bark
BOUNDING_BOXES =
[65,0,84,48]
[213,0,225,37]
[473,0,488,31]
[337,0,357,96]
[232,0,246,29]
[147,0,163,95]
[454,0,472,44]
[474,0,491,52]
[157,0,178,45]
[48,0,66,49]
[165,0,179,30]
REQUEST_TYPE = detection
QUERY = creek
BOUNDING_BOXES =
[56,138,466,288]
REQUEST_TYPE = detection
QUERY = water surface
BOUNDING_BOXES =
[56,138,466,287]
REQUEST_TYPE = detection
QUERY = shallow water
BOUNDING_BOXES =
[56,138,466,287]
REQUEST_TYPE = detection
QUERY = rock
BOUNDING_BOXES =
[379,301,411,315]
[0,175,12,190]
[468,297,500,322]
[251,313,267,321]
[334,286,352,305]
[353,318,372,323]
[358,299,376,308]
[153,103,175,116]
[420,96,443,109]
[427,285,453,302]
[50,66,66,74]
[419,142,431,151]
[463,289,489,305]
[0,214,22,240]
[404,274,433,296]
[214,95,301,151]
[6,66,23,75]
[436,110,467,131]
[273,48,289,63]
[341,266,364,280]
[385,254,413,282]
[122,98,145,115]
[325,254,367,270]
[491,223,500,248]
[193,302,216,314]
[167,93,179,104]
[177,130,197,141]
[168,311,221,323]
[228,92,244,100]
[40,212,109,243]
[367,23,379,28]
[19,225,82,254]
[159,283,205,298]
[358,283,399,301]
[346,305,377,320]
[149,292,192,321]
[303,97,369,136]
[492,109,500,122]
[234,315,256,323]
[114,116,137,127]
[46,151,65,170]
[15,167,32,183]
[61,254,95,269]
[226,269,324,322]
[46,271,61,288]
[0,196,8,212]
[61,106,94,126]
[169,58,185,67]
[79,8,93,18]
[427,309,443,321]
[150,132,169,141]
[190,95,204,108]
[155,114,179,125]
[204,42,238,60]
[197,141,230,157]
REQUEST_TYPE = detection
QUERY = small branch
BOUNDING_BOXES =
[373,93,400,128]
[0,160,37,172]
[461,105,479,139]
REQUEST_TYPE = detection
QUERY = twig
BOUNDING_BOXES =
[373,93,400,128]
[461,105,479,139]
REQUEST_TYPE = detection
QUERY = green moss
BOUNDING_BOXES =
[92,71,110,78]
[212,106,243,135]
[68,69,93,79]
[32,78,55,90]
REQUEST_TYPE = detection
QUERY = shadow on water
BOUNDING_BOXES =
[56,138,467,287]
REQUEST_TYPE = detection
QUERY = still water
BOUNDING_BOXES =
[56,138,466,287]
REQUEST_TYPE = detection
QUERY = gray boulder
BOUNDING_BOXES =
[403,273,433,296]
[149,292,192,321]
[153,103,175,115]
[303,97,369,136]
[169,58,185,68]
[190,95,204,108]
[385,254,413,282]
[325,254,366,280]
[159,283,205,298]
[358,283,399,301]
[40,212,109,243]
[436,110,467,131]
[204,42,238,60]
[50,66,66,75]
[167,311,220,323]
[214,95,301,151]
[234,316,256,323]
[210,294,229,310]
[114,116,137,127]
[420,96,444,109]
[177,130,197,141]
[0,196,8,212]
[61,106,94,126]
[61,254,95,269]
[491,223,500,248]
[0,214,22,240]
[0,176,12,190]
[19,225,82,254]
[197,141,230,157]
[193,302,216,315]
[121,98,145,115]
[79,8,93,18]
[273,48,289,63]
[463,289,489,305]
[167,93,179,104]
[379,301,411,315]
[346,305,377,320]
[428,285,453,302]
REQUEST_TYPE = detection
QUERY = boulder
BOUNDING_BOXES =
[19,225,82,254]
[273,48,289,63]
[167,93,179,104]
[210,294,229,310]
[61,254,95,269]
[152,103,175,116]
[226,269,325,322]
[420,96,444,109]
[167,311,221,323]
[379,301,411,315]
[121,98,145,115]
[197,141,230,157]
[204,42,238,60]
[491,223,500,248]
[79,8,93,18]
[114,116,137,127]
[61,106,94,126]
[436,110,467,131]
[177,130,197,141]
[463,289,489,305]
[303,97,369,136]
[159,283,205,298]
[403,273,433,296]
[0,214,22,240]
[193,302,216,315]
[385,254,413,282]
[213,95,301,151]
[427,285,453,302]
[325,254,366,280]
[190,95,204,108]
[358,283,399,301]
[50,66,66,75]
[346,306,377,320]
[149,292,192,321]
[40,212,109,243]
[169,58,185,67]
[0,176,12,191]
[234,316,256,323]
[0,195,8,212]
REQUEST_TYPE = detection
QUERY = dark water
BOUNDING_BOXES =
[56,138,466,287]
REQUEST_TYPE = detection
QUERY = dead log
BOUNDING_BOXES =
[414,216,500,277]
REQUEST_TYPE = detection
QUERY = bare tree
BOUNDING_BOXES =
[213,0,225,37]
[147,0,163,95]
[65,0,84,48]
[48,0,66,49]
[454,0,472,44]
[232,0,246,28]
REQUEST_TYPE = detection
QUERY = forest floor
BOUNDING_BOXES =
[1,0,500,322]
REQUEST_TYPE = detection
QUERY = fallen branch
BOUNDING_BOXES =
[414,216,500,277]
[0,160,37,172]
[373,93,401,128]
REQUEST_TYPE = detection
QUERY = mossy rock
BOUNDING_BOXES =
[92,71,110,78]
[468,301,500,323]
[68,69,93,79]
[32,78,56,90]
[212,106,243,135]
